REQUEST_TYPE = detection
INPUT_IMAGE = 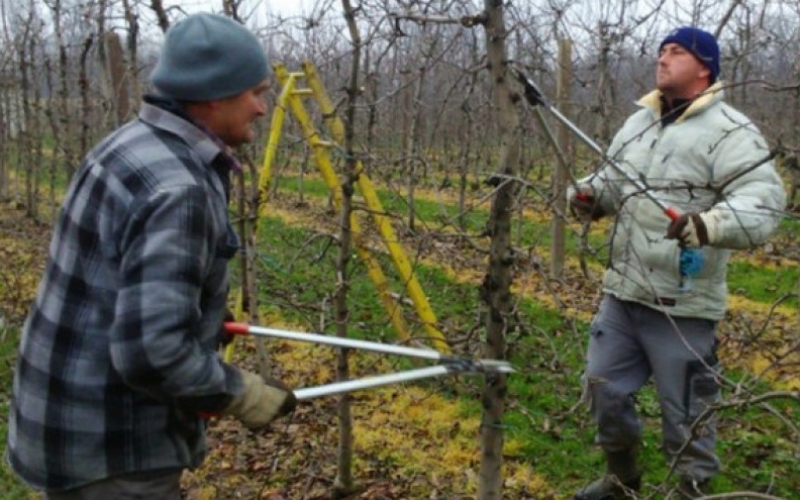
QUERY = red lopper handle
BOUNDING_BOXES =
[224,322,250,335]
[663,207,680,222]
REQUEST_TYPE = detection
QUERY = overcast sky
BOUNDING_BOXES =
[181,0,318,18]
[267,0,312,15]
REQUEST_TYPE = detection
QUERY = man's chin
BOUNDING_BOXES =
[227,133,254,148]
[241,129,256,144]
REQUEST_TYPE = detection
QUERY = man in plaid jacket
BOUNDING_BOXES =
[8,13,295,499]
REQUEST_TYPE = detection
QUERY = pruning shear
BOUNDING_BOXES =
[513,67,703,291]
[225,322,515,400]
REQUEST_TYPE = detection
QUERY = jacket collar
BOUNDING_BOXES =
[140,94,242,172]
[637,81,725,123]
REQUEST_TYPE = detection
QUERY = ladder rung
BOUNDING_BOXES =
[312,140,336,148]
[291,88,313,96]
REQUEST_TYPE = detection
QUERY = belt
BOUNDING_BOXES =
[654,297,676,307]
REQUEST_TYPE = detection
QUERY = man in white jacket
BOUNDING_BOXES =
[569,26,785,500]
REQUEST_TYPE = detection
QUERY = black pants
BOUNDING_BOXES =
[45,471,182,500]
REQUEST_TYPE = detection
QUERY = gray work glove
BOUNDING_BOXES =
[224,367,297,430]
[666,210,721,248]
[569,184,606,221]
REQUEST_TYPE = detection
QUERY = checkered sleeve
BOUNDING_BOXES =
[110,184,240,410]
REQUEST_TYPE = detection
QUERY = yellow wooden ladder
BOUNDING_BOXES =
[253,61,449,353]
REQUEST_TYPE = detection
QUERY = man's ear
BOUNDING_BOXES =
[697,65,711,82]
[184,100,221,130]
[202,100,222,111]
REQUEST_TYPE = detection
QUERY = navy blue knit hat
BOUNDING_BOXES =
[150,13,269,101]
[659,26,720,83]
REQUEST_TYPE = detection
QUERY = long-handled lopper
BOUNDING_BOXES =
[225,322,515,400]
[514,68,703,290]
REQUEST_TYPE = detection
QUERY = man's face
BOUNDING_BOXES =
[211,80,270,147]
[656,43,710,98]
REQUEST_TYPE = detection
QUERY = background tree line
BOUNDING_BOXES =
[2,0,800,219]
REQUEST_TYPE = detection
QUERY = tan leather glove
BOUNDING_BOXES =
[224,367,297,430]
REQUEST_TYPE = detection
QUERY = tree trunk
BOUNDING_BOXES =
[332,0,361,497]
[0,89,7,201]
[18,14,36,219]
[121,0,141,112]
[103,31,130,127]
[478,1,520,499]
[550,39,572,278]
[149,0,170,32]
[458,70,479,231]
[593,23,612,146]
[78,35,94,177]
[406,67,425,233]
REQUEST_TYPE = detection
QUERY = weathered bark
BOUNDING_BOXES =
[55,5,71,200]
[332,0,361,497]
[405,67,425,233]
[229,157,271,376]
[550,39,572,278]
[17,10,36,218]
[0,88,7,201]
[78,35,94,174]
[458,69,479,231]
[149,0,170,32]
[478,1,520,499]
[592,22,613,146]
[121,0,141,109]
[103,31,130,126]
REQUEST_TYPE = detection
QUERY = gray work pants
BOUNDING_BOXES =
[45,470,182,500]
[584,294,721,480]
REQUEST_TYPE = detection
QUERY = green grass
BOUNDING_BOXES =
[728,260,799,304]
[245,214,800,497]
[272,174,800,307]
[2,170,796,498]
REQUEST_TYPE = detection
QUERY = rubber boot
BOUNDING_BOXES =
[677,477,711,499]
[573,449,641,500]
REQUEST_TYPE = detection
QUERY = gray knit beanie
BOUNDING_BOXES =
[150,13,269,101]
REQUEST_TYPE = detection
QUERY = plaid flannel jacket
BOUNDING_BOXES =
[8,100,245,491]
